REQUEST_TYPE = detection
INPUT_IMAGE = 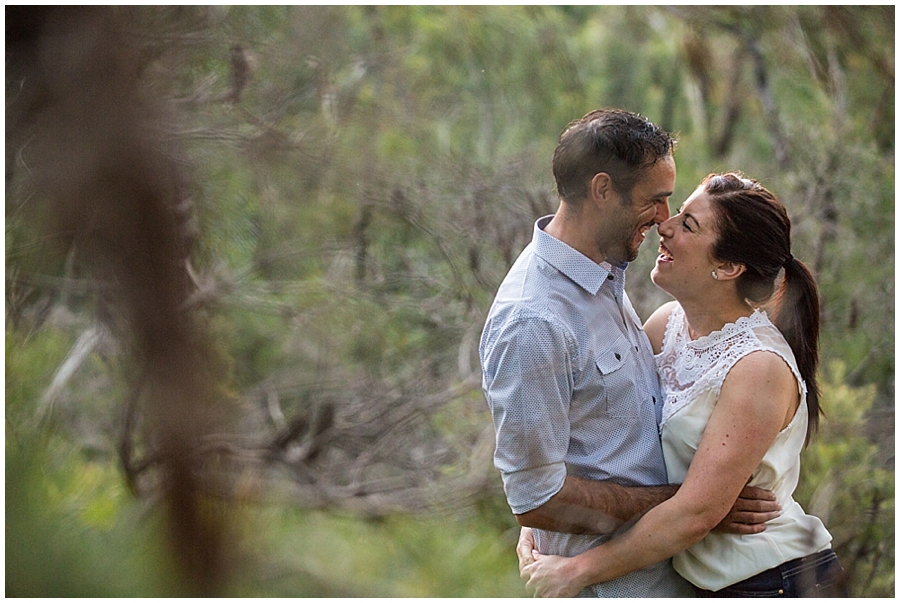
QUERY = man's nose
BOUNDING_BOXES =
[657,212,676,235]
[655,201,671,223]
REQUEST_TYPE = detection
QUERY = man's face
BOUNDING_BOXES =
[600,154,676,265]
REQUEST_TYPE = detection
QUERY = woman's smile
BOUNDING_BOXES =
[657,241,673,264]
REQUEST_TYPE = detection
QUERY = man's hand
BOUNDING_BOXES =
[714,485,781,534]
[516,527,536,574]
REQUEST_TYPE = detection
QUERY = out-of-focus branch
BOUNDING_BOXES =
[36,324,107,422]
[7,6,230,595]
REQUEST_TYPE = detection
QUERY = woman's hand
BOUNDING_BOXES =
[516,527,536,573]
[521,551,586,598]
[517,528,588,597]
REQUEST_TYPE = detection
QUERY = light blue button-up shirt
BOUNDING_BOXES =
[480,216,692,597]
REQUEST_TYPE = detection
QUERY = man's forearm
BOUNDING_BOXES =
[515,476,679,535]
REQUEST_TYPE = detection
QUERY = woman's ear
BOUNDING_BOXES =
[715,262,746,280]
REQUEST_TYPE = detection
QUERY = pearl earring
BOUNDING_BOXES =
[711,270,719,280]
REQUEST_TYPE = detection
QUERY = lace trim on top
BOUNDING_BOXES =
[656,305,806,425]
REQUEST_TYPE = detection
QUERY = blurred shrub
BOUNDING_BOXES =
[796,361,894,597]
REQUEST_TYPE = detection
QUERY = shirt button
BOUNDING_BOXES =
[614,353,621,360]
[607,274,614,280]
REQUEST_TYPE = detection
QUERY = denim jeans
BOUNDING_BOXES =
[694,550,848,597]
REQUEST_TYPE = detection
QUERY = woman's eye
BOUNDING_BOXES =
[681,219,693,232]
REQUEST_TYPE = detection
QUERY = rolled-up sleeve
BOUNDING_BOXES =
[481,314,575,514]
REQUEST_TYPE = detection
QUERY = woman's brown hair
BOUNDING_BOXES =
[703,173,821,443]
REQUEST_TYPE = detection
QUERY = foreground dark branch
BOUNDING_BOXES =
[7,6,229,595]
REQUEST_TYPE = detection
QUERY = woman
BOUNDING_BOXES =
[519,173,846,597]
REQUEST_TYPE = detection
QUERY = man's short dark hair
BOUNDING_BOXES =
[552,109,676,203]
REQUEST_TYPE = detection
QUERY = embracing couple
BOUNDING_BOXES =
[479,109,847,597]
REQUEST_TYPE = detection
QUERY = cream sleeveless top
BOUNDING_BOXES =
[657,304,832,591]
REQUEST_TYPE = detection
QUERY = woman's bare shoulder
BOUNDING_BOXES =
[643,300,678,354]
[719,349,800,430]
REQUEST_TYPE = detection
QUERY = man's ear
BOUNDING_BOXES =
[715,262,746,280]
[590,172,613,206]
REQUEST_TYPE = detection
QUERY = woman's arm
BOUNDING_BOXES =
[643,301,677,354]
[522,350,798,596]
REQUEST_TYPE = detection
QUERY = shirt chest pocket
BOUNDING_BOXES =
[595,336,639,419]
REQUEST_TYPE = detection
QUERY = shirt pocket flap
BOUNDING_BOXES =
[595,336,629,375]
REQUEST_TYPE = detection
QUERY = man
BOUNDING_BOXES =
[479,109,778,597]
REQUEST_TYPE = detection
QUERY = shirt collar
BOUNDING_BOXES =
[533,215,626,297]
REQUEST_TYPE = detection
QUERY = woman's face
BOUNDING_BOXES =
[651,186,721,298]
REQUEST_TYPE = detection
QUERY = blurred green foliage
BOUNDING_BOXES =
[796,362,894,597]
[8,338,522,596]
[6,5,893,597]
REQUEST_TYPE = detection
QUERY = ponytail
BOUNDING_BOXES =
[770,257,821,444]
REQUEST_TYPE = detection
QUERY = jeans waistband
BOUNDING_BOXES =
[751,549,836,583]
